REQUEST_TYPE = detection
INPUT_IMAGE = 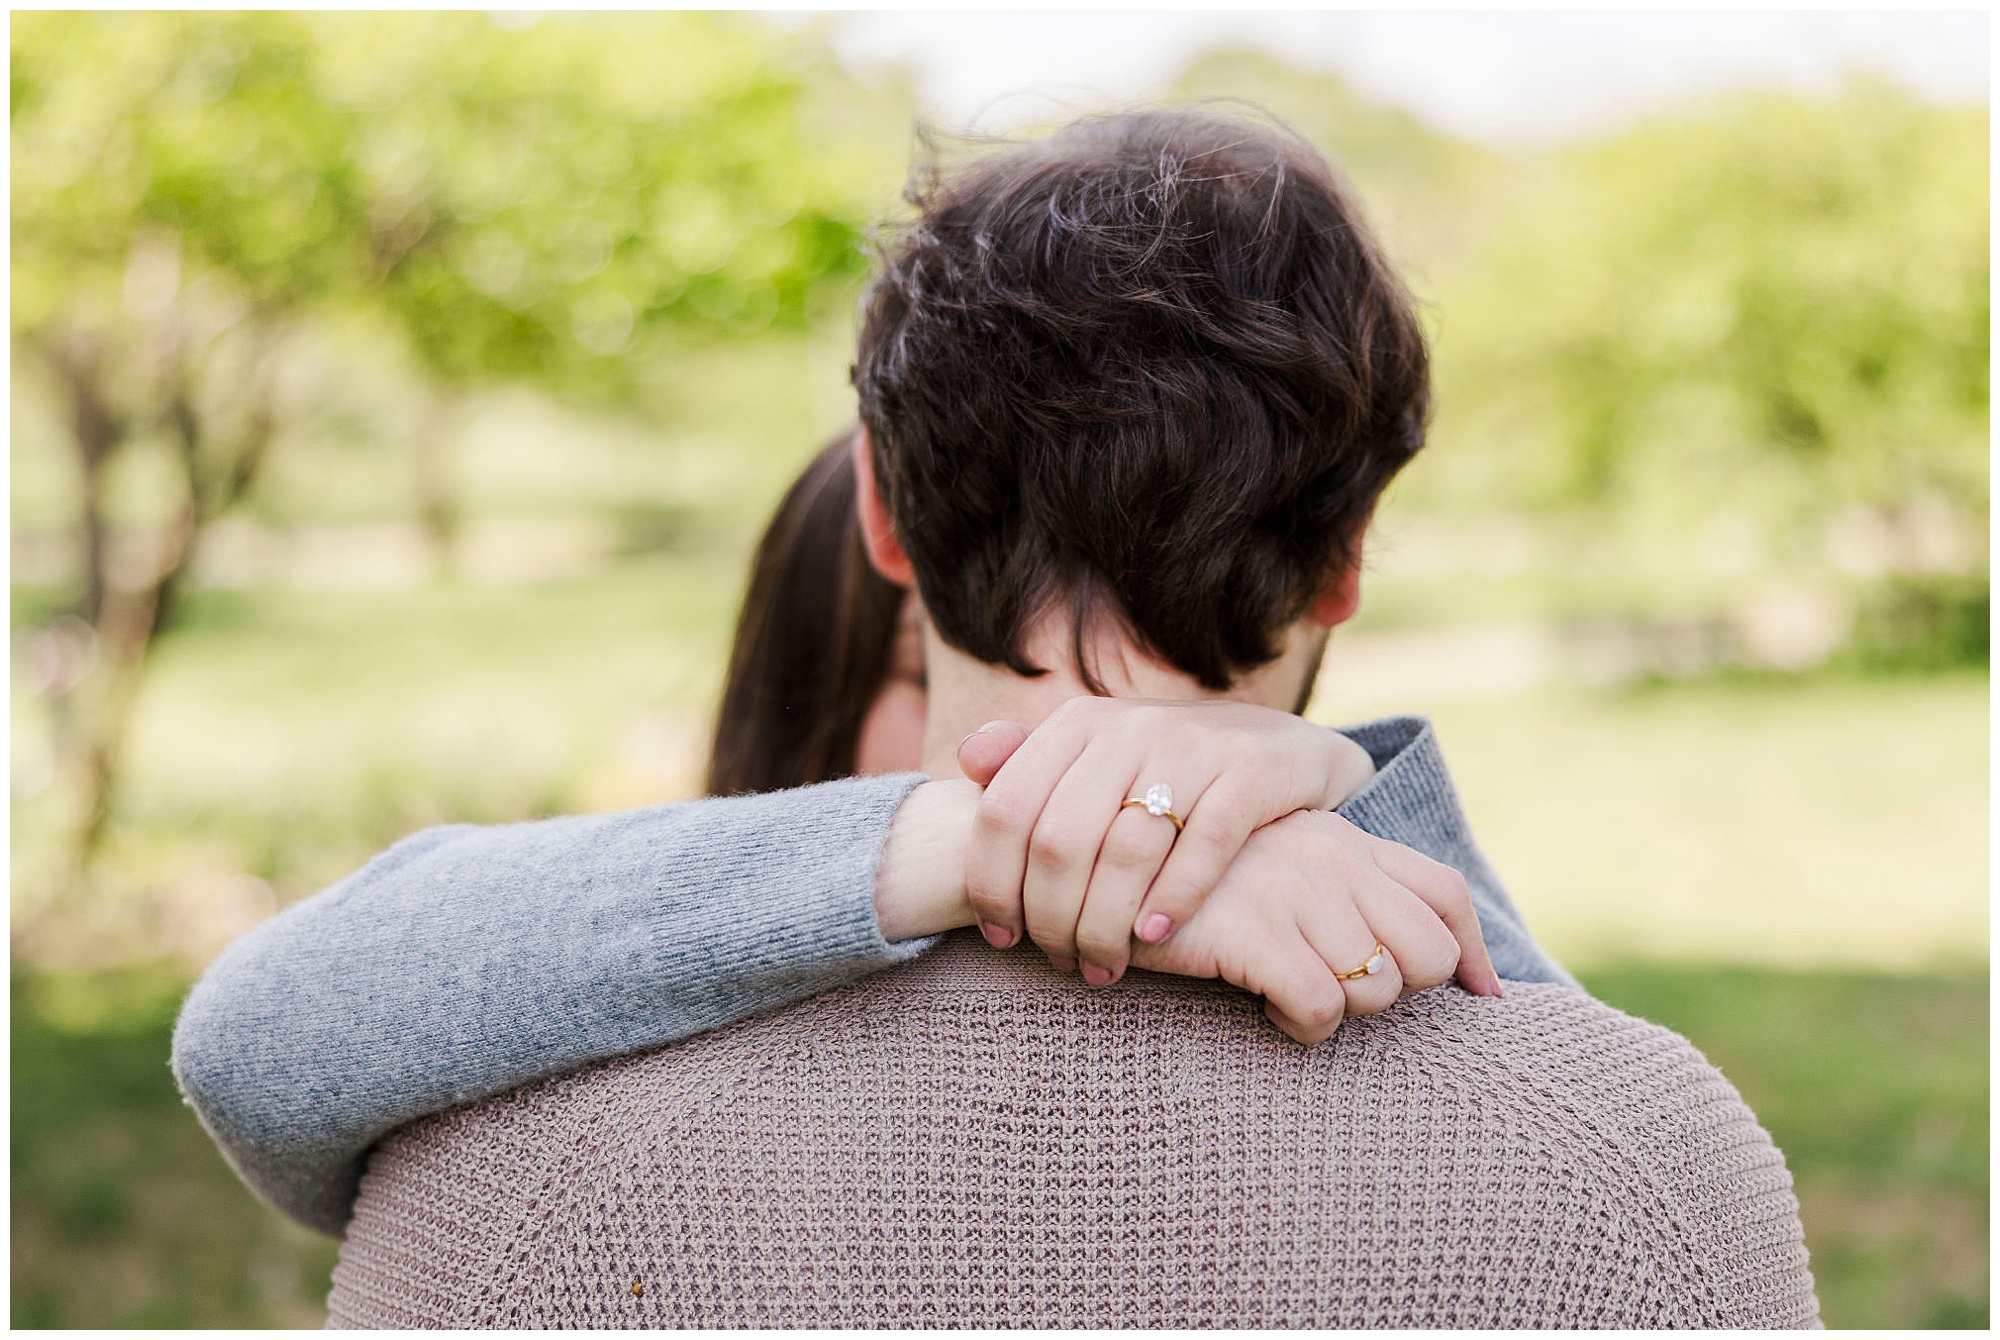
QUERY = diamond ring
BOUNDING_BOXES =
[1119,782,1186,834]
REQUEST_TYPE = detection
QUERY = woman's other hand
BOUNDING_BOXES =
[1130,807,1500,1044]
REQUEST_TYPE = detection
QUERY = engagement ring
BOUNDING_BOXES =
[1119,782,1186,833]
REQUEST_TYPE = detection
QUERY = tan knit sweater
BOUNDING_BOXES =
[328,931,1820,1328]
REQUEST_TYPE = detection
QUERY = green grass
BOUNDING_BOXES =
[1413,672,1988,972]
[1585,964,1989,1329]
[10,961,1985,1328]
[10,968,338,1329]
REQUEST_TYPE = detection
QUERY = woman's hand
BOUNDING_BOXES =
[1129,807,1497,1044]
[958,696,1379,982]
[956,697,1501,1031]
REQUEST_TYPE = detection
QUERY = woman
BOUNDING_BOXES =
[706,427,926,794]
[172,429,1567,1236]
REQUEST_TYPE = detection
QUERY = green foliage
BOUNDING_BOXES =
[11,12,888,402]
[1434,82,1988,561]
[1838,574,1990,674]
[10,23,1985,621]
[9,14,907,899]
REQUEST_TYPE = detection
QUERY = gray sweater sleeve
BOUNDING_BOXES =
[174,716,1569,1240]
[170,772,933,1237]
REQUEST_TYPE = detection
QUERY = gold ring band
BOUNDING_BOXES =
[1333,942,1390,981]
[1119,797,1185,833]
[1120,783,1186,834]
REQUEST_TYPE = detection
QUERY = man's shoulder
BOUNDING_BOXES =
[395,965,1788,1224]
[1347,982,1774,1170]
[332,968,1817,1328]
[1348,982,1789,1185]
[1347,983,1817,1327]
[1353,978,1719,1096]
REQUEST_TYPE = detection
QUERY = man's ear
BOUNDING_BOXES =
[1308,561,1363,629]
[851,427,916,589]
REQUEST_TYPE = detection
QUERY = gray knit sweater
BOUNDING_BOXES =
[172,715,1573,1237]
[328,939,1819,1328]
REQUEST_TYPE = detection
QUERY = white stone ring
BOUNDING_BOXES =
[1333,941,1391,982]
[1119,782,1186,834]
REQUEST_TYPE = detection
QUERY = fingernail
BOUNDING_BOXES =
[957,728,991,752]
[1051,955,1077,974]
[1136,913,1173,944]
[1082,963,1113,987]
[979,922,1016,949]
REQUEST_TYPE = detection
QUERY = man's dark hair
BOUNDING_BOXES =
[853,107,1431,691]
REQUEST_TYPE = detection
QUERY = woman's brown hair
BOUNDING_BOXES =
[705,428,908,795]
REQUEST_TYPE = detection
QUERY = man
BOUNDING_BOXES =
[325,110,1817,1327]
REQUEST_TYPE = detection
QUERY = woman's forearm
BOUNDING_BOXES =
[171,772,936,1236]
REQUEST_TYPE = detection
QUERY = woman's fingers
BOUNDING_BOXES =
[958,700,1495,1030]
[956,720,1031,788]
[1072,800,1182,985]
[1265,998,1336,1047]
[962,709,1094,947]
[1338,822,1500,997]
[1018,738,1139,968]
[1251,938,1349,1046]
[1297,880,1407,1016]
[1128,770,1267,946]
[1345,872,1463,1002]
[1130,725,1356,947]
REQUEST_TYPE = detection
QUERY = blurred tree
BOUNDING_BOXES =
[10,11,886,903]
[1429,81,1988,592]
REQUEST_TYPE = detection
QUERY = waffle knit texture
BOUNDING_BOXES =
[172,715,1570,1237]
[327,934,1819,1329]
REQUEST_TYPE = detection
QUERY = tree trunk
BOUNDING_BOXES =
[67,495,199,864]
[414,394,462,580]
[54,331,122,625]
[32,316,285,905]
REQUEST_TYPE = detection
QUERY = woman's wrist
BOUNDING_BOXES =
[873,779,981,942]
[1319,727,1380,809]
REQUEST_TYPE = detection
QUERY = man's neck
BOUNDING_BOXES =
[916,611,1326,777]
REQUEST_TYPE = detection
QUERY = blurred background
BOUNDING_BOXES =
[9,10,1987,1329]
